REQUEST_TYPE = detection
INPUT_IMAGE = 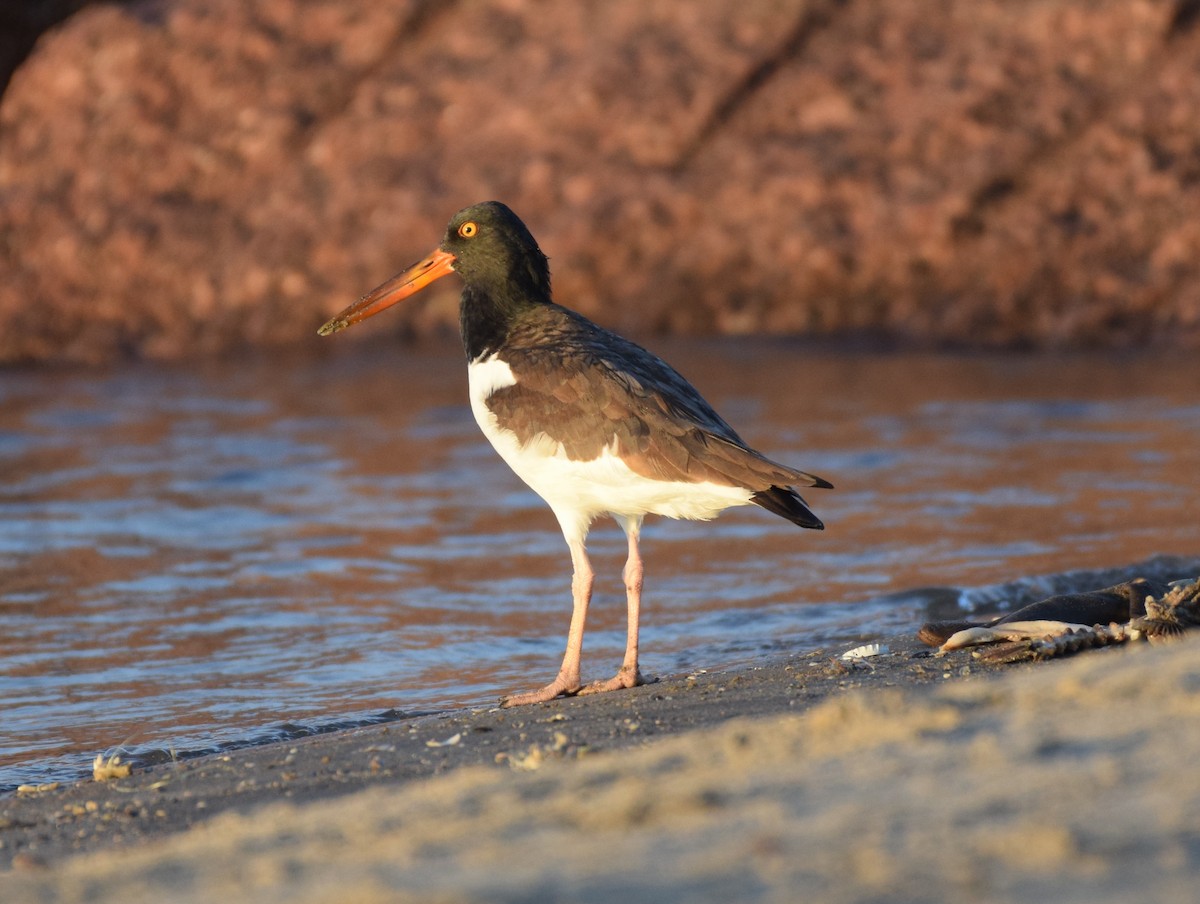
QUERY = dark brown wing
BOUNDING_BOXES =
[487,306,832,496]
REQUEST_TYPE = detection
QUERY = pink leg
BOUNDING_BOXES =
[501,537,593,706]
[580,516,646,695]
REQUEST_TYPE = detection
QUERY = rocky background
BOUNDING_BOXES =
[1,0,1199,364]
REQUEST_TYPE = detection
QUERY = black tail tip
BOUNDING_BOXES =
[750,488,825,530]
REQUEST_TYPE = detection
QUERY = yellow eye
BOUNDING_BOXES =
[458,221,478,238]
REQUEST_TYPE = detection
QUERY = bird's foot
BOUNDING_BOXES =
[500,673,582,707]
[578,665,647,696]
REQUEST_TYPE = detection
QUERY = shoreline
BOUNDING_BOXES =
[6,620,1200,900]
[1,634,952,869]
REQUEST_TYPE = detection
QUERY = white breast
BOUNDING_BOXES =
[467,355,752,543]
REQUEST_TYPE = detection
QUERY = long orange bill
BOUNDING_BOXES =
[318,247,458,336]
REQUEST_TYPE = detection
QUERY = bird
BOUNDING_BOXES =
[319,201,832,706]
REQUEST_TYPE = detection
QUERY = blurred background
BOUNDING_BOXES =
[2,0,1199,363]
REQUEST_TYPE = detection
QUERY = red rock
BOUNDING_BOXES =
[0,0,1198,363]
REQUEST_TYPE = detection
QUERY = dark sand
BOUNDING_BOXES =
[5,625,1200,902]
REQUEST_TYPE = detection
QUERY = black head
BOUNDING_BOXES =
[440,201,551,303]
[316,201,551,341]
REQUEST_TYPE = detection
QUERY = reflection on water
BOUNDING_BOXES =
[2,339,1199,790]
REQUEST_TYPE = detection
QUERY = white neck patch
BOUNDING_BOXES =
[467,354,518,405]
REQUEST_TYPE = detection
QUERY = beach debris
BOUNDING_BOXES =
[841,643,889,661]
[424,732,462,748]
[501,745,544,772]
[15,782,60,796]
[925,576,1200,663]
[917,578,1165,647]
[92,753,132,782]
[497,731,575,772]
[938,621,1091,651]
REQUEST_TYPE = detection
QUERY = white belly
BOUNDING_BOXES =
[467,356,752,541]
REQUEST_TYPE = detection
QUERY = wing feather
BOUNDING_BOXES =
[484,307,831,494]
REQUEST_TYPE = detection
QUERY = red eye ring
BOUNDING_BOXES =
[458,221,478,238]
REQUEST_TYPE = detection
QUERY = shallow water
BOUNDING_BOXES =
[2,339,1199,791]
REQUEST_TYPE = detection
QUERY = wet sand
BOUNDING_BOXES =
[5,625,1200,903]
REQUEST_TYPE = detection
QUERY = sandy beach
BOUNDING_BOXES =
[5,622,1200,903]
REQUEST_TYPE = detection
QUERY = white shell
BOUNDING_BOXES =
[841,643,889,660]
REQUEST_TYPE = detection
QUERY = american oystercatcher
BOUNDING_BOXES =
[319,201,832,706]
